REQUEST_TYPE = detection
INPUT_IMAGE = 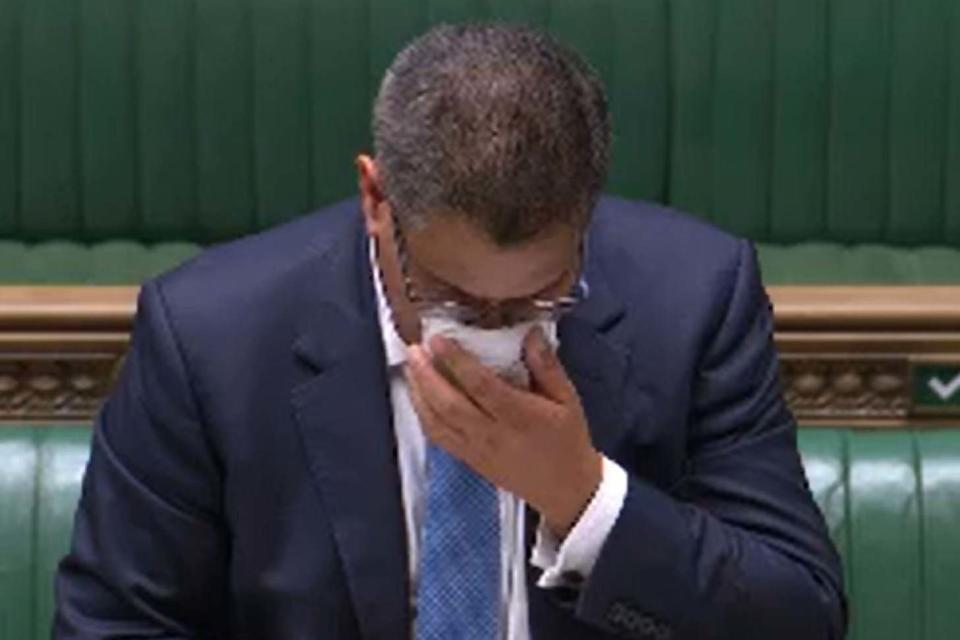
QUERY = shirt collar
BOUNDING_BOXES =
[369,240,409,369]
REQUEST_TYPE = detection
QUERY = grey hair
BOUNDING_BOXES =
[372,23,612,246]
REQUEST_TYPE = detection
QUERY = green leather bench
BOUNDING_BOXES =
[1,0,958,285]
[2,425,959,640]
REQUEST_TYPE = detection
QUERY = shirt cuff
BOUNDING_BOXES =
[530,456,628,589]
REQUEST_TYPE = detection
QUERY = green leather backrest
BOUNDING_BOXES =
[1,0,958,245]
[2,425,960,639]
[799,428,960,640]
[0,426,89,640]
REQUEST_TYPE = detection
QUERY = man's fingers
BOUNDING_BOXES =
[407,345,492,429]
[406,363,468,451]
[523,327,577,404]
[429,335,519,417]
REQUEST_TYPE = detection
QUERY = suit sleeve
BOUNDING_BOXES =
[53,280,228,639]
[571,240,847,639]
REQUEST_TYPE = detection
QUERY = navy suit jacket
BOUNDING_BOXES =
[54,196,845,639]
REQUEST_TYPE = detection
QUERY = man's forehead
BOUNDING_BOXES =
[405,214,580,300]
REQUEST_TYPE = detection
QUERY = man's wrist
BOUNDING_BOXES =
[531,456,630,589]
[542,449,604,539]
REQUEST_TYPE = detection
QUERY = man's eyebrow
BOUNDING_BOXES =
[440,267,572,304]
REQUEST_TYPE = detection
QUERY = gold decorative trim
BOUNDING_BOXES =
[780,356,910,421]
[0,353,125,421]
[0,287,133,422]
[0,286,958,425]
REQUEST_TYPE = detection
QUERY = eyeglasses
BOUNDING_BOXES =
[392,219,588,327]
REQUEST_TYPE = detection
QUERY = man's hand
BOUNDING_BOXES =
[406,327,602,538]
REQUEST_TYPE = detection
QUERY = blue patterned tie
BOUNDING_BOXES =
[416,444,500,639]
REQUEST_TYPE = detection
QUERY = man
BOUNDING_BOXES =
[54,24,845,639]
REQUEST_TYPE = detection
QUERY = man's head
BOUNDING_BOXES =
[358,23,611,340]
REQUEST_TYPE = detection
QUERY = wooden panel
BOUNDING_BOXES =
[0,286,135,331]
[771,286,960,331]
[0,286,958,425]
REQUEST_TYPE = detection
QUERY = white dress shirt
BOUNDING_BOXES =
[369,246,628,639]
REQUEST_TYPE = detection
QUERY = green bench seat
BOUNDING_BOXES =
[1,425,959,639]
[4,239,960,286]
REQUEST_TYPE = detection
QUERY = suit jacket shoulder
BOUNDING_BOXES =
[155,198,362,327]
[589,195,756,362]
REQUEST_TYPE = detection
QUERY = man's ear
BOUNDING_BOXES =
[356,154,389,237]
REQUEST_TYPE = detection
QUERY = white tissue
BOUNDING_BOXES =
[421,316,558,387]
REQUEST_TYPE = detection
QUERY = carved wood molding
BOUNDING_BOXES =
[1,286,959,426]
[0,287,133,421]
[780,356,910,421]
[771,288,960,427]
[0,352,125,421]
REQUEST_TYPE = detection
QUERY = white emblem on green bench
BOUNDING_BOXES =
[929,373,960,401]
[912,364,960,414]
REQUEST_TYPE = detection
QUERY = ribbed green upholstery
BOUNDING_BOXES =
[756,243,960,284]
[1,0,958,283]
[0,426,90,640]
[2,425,959,638]
[799,428,960,640]
[4,240,960,285]
[0,241,200,284]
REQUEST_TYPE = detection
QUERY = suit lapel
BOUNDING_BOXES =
[290,220,410,640]
[558,259,631,456]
